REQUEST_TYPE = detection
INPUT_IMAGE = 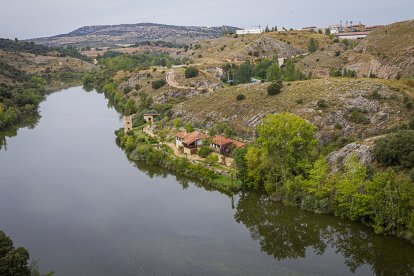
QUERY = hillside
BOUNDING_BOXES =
[178,31,331,65]
[26,23,240,48]
[172,78,414,142]
[296,20,414,79]
[346,20,414,79]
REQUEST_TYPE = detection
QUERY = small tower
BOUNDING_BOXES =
[123,115,133,133]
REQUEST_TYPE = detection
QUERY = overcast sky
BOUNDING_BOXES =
[1,0,413,39]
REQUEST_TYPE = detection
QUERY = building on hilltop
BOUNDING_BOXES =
[236,28,263,35]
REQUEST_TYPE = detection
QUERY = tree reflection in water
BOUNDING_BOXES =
[0,114,40,151]
[235,192,414,275]
[117,143,414,275]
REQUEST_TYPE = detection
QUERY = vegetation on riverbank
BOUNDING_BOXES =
[80,29,414,245]
[115,128,241,194]
[232,112,414,243]
[0,230,53,276]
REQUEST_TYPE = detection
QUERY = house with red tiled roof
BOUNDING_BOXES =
[211,135,245,156]
[175,131,210,155]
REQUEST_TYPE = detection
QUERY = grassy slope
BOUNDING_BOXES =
[173,78,414,139]
[178,31,332,65]
[345,20,414,78]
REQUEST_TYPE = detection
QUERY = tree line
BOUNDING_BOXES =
[232,113,414,243]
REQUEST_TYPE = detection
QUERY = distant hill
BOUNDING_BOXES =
[26,23,240,48]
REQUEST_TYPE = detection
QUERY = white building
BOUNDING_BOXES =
[236,28,263,35]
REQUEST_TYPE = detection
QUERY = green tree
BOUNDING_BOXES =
[173,118,181,129]
[185,67,199,78]
[234,60,253,84]
[232,147,248,184]
[125,99,137,115]
[247,113,318,193]
[205,153,219,166]
[267,80,283,95]
[374,130,414,169]
[266,63,282,82]
[308,38,317,53]
[198,146,213,158]
[184,122,194,133]
[334,156,371,221]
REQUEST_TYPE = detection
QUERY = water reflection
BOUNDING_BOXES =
[0,114,40,150]
[234,192,414,275]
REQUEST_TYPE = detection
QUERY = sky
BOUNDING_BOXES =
[1,0,413,39]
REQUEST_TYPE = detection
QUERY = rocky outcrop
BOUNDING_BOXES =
[326,136,382,171]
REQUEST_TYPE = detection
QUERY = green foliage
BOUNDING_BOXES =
[184,67,199,78]
[244,113,318,193]
[254,59,273,79]
[308,38,317,53]
[317,99,328,109]
[232,147,248,183]
[348,109,370,124]
[205,153,219,166]
[266,63,282,82]
[0,38,89,61]
[236,94,246,101]
[0,76,46,131]
[374,130,414,169]
[234,60,253,84]
[184,122,194,133]
[198,146,213,158]
[173,118,181,128]
[267,81,283,95]
[282,59,304,82]
[151,79,166,90]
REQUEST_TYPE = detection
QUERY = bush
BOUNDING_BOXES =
[349,109,370,124]
[317,99,328,109]
[236,94,246,101]
[151,79,166,90]
[199,146,213,158]
[267,80,283,95]
[374,130,414,169]
[185,67,199,78]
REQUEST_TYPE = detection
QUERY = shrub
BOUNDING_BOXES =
[317,99,328,109]
[374,130,414,169]
[185,67,199,78]
[349,109,370,124]
[236,94,246,101]
[296,99,304,104]
[151,79,166,90]
[123,86,132,94]
[267,80,283,95]
[199,146,213,158]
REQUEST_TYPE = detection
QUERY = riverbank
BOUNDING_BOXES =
[115,126,241,194]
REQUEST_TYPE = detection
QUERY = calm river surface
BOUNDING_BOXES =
[1,87,414,275]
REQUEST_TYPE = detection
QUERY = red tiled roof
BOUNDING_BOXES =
[212,135,246,148]
[182,131,209,145]
[176,131,209,145]
[175,131,187,139]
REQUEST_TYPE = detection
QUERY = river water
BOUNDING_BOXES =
[0,86,413,275]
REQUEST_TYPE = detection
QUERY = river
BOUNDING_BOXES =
[0,86,413,275]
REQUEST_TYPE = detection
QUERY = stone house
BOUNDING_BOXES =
[211,135,246,156]
[175,131,209,155]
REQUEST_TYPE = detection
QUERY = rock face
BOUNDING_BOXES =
[326,137,381,171]
[26,23,240,47]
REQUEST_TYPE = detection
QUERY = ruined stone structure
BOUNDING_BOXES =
[123,115,133,133]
